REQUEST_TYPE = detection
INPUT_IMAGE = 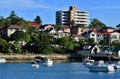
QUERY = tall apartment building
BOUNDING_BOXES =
[56,6,89,26]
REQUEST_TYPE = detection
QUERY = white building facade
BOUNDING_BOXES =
[56,6,89,26]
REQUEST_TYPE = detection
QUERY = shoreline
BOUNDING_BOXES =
[0,54,70,63]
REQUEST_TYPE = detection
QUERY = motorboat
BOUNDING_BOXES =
[0,58,6,63]
[88,60,115,72]
[31,61,39,68]
[83,57,95,67]
[42,59,53,66]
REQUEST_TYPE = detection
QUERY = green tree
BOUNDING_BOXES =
[7,11,19,25]
[25,32,53,53]
[34,16,42,25]
[99,39,107,45]
[10,31,31,42]
[87,38,95,44]
[70,20,75,26]
[0,17,11,26]
[27,26,39,35]
[89,18,106,29]
[57,37,74,52]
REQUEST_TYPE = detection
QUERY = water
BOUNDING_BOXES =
[0,62,120,79]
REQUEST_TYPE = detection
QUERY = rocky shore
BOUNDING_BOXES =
[0,54,70,63]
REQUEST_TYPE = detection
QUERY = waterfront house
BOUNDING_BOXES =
[100,27,115,33]
[85,29,103,43]
[110,32,120,43]
[7,25,26,36]
[78,44,101,57]
[62,25,70,33]
[39,24,54,31]
[111,47,120,58]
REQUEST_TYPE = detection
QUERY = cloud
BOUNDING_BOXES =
[89,5,120,10]
[0,0,52,9]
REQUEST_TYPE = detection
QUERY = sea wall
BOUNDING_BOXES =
[0,54,69,62]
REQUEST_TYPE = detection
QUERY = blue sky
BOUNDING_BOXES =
[1,0,120,27]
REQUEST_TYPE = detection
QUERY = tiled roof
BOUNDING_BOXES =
[62,25,70,29]
[28,21,40,27]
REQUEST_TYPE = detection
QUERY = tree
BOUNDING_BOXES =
[10,31,31,42]
[7,11,19,25]
[57,37,74,52]
[25,32,53,53]
[34,16,42,25]
[70,20,75,26]
[27,26,39,35]
[99,39,107,45]
[116,24,120,30]
[89,18,106,29]
[87,38,95,44]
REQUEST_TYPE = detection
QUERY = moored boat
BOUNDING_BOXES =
[0,58,6,63]
[31,61,39,68]
[42,59,53,66]
[83,57,95,67]
[88,60,115,72]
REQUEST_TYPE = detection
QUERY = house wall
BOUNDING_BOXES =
[7,29,25,36]
[110,32,120,43]
[118,51,120,58]
[64,28,70,33]
[44,25,54,30]
[90,32,97,42]
[7,29,16,36]
[91,46,100,54]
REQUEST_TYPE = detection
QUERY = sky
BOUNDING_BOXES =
[1,0,120,27]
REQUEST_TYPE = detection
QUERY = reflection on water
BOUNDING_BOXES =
[0,62,119,79]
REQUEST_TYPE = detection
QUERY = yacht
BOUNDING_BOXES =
[83,57,95,67]
[88,60,115,72]
[0,58,6,63]
[31,61,39,68]
[42,59,53,66]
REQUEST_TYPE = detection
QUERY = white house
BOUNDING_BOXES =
[85,30,103,43]
[7,25,25,36]
[110,32,120,43]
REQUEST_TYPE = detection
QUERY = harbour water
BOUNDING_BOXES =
[0,62,120,79]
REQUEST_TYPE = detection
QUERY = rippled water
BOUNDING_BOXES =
[0,62,119,79]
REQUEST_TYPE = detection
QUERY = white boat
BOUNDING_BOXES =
[88,60,115,72]
[83,57,95,67]
[32,64,39,68]
[31,61,39,68]
[0,58,6,63]
[42,59,53,66]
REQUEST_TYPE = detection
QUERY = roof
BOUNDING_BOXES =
[28,21,40,27]
[101,27,115,29]
[40,24,55,29]
[88,29,113,35]
[8,25,23,29]
[83,44,96,50]
[62,25,70,29]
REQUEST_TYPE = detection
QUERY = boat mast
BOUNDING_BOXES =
[108,34,111,63]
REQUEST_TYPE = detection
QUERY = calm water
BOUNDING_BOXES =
[0,62,120,79]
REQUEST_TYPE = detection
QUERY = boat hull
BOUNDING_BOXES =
[89,65,115,72]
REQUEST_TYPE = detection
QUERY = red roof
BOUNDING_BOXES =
[28,21,40,27]
[88,29,113,35]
